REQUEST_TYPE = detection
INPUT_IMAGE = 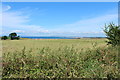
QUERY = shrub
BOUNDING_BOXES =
[1,36,8,40]
[104,23,120,46]
[9,32,20,40]
[2,46,118,78]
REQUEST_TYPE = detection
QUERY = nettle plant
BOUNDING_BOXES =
[104,23,120,46]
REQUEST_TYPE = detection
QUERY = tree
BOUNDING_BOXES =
[17,36,20,40]
[103,23,120,46]
[9,32,20,40]
[1,36,8,40]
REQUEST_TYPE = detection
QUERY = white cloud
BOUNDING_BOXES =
[10,30,25,33]
[2,4,11,12]
[2,12,29,28]
[37,30,49,33]
[72,14,117,28]
[52,14,118,33]
[1,4,117,37]
[1,4,48,36]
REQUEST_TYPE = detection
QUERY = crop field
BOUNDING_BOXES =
[2,39,106,53]
[1,39,119,78]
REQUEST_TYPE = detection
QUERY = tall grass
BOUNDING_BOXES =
[2,45,119,78]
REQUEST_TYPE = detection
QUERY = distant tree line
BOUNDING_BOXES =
[1,32,20,40]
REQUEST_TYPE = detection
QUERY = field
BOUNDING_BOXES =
[3,39,106,53]
[2,39,119,78]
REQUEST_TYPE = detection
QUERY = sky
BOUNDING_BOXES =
[1,0,119,2]
[1,2,118,37]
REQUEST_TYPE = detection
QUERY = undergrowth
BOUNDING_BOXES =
[2,45,119,78]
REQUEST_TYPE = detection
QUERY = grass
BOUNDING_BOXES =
[2,38,119,78]
[2,39,106,53]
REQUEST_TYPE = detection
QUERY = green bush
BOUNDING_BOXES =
[104,23,120,46]
[9,32,20,40]
[1,36,8,40]
[2,46,118,78]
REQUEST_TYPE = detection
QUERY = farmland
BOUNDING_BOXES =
[2,38,106,53]
[2,39,119,78]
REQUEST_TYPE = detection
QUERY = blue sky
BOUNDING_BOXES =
[1,0,119,2]
[1,2,118,37]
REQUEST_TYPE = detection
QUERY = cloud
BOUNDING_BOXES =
[2,12,29,28]
[10,30,25,33]
[52,14,117,33]
[37,30,49,33]
[1,3,117,37]
[2,4,11,12]
[1,4,48,36]
[44,13,117,37]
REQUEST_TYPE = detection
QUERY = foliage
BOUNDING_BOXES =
[2,39,119,78]
[9,32,17,37]
[104,23,120,46]
[1,36,8,40]
[9,32,20,40]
